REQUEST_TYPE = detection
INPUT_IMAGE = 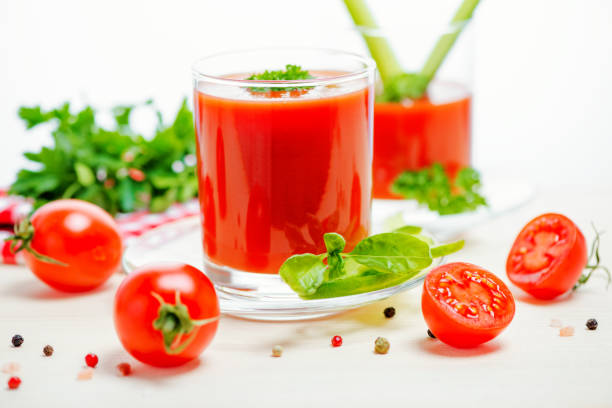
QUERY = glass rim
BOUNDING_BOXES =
[192,47,376,88]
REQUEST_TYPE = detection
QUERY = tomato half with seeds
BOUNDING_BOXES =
[114,263,219,367]
[506,213,587,300]
[10,199,122,292]
[422,262,515,348]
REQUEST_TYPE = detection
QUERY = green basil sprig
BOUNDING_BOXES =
[279,227,463,299]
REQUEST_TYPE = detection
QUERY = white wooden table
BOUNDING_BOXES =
[1,187,611,408]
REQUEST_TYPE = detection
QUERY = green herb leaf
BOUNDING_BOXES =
[246,64,314,92]
[279,228,464,299]
[431,240,465,258]
[393,225,423,235]
[324,232,346,279]
[348,232,432,274]
[74,162,95,186]
[10,99,198,214]
[391,163,487,215]
[305,270,409,300]
[279,254,327,297]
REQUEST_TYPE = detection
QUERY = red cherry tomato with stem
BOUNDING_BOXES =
[422,262,515,348]
[8,199,122,292]
[114,263,220,368]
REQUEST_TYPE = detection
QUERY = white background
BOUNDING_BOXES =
[2,3,612,406]
[1,0,612,189]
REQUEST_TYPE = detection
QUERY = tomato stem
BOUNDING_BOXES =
[5,217,68,266]
[151,291,219,355]
[573,224,610,290]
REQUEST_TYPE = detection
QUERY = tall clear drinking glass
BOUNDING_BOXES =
[192,48,375,294]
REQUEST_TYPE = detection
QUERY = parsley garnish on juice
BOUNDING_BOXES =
[392,164,487,215]
[246,64,314,92]
[279,227,464,299]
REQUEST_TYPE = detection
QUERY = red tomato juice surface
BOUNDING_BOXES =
[194,74,371,274]
[373,82,471,199]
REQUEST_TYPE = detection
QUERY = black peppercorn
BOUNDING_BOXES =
[383,307,396,318]
[43,345,54,356]
[11,335,24,347]
[427,329,436,339]
[586,318,598,330]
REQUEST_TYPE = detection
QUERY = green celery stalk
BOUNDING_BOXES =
[342,0,404,84]
[344,0,481,100]
[420,0,480,82]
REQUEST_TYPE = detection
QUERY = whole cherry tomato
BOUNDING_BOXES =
[9,199,122,292]
[114,263,220,367]
[422,262,515,348]
[506,213,587,300]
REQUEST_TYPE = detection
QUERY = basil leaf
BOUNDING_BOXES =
[324,233,346,279]
[348,232,432,274]
[324,233,345,253]
[279,254,327,297]
[393,225,423,235]
[431,240,465,258]
[304,270,413,299]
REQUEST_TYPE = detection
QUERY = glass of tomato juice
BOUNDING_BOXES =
[192,49,375,292]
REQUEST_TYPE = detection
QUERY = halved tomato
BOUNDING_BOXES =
[506,213,587,300]
[422,262,515,348]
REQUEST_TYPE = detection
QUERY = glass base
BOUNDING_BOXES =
[122,216,438,321]
[202,258,296,295]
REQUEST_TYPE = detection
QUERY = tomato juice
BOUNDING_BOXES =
[373,82,471,199]
[194,73,372,274]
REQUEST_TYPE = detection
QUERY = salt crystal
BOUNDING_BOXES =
[77,367,94,380]
[550,319,563,328]
[1,362,20,374]
[560,326,575,337]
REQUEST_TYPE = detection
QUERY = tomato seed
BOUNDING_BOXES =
[559,326,574,337]
[331,335,343,347]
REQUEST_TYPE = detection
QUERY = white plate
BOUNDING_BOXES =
[373,175,534,240]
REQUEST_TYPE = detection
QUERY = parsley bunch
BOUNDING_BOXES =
[10,99,198,215]
[392,164,487,215]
